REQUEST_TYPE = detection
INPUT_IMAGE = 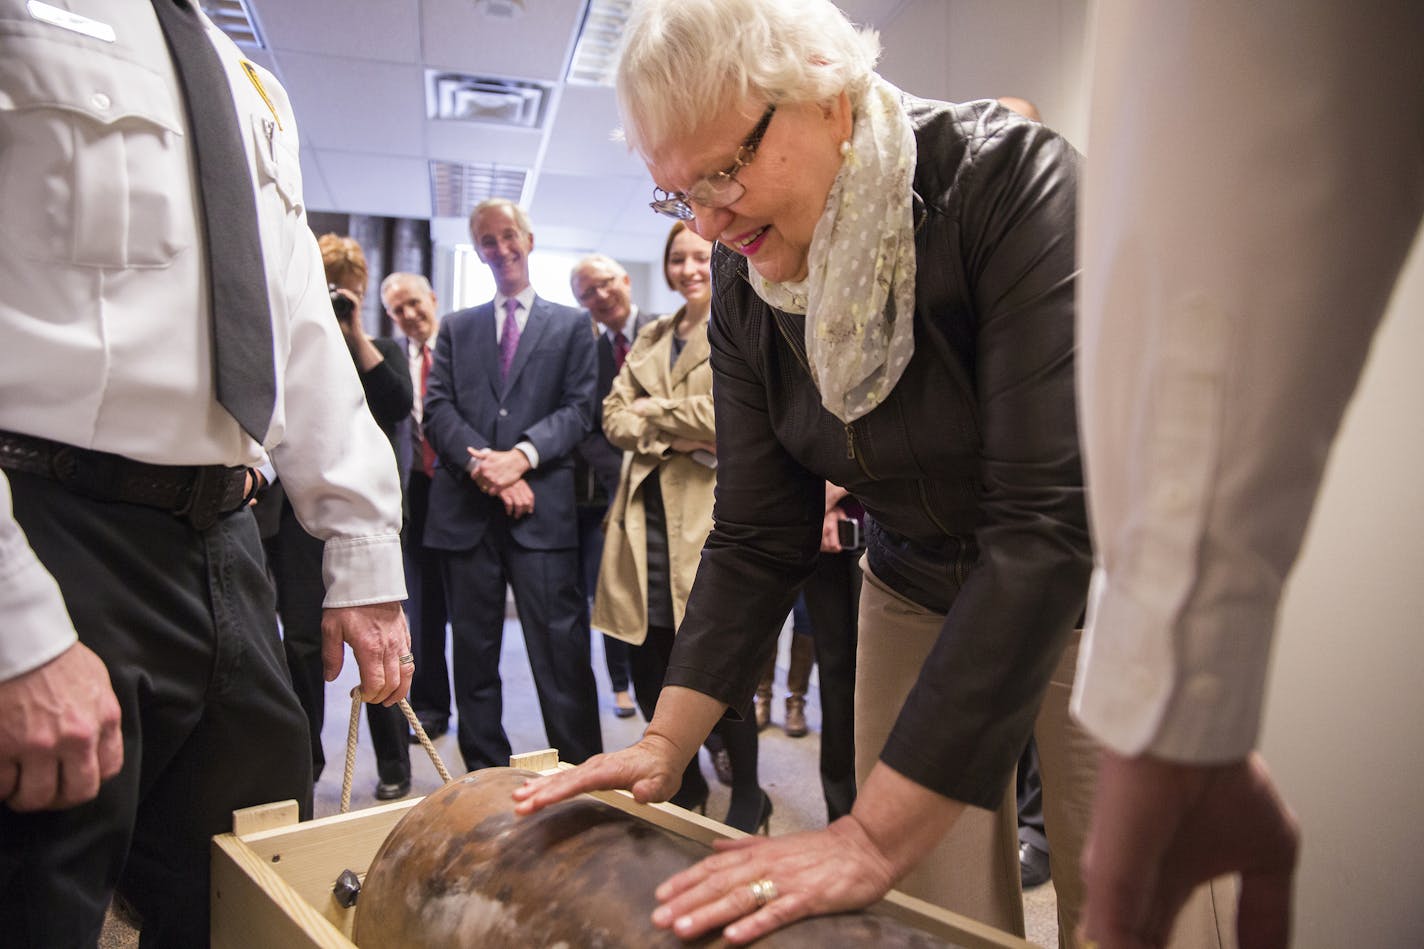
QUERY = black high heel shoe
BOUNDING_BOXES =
[670,783,710,816]
[755,791,773,835]
[725,789,773,834]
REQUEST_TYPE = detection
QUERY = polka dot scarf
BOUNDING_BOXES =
[750,74,917,425]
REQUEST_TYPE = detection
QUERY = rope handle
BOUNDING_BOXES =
[340,687,455,814]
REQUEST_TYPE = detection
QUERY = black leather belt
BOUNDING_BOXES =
[0,430,251,531]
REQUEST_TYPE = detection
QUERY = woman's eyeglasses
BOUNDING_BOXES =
[649,104,776,221]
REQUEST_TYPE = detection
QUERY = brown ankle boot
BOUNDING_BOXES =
[784,695,808,737]
[754,688,771,730]
[755,660,773,730]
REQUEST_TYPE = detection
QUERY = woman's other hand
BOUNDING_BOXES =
[512,734,688,814]
[650,819,897,944]
[513,686,727,815]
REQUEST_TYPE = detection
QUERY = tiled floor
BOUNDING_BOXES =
[103,615,1059,947]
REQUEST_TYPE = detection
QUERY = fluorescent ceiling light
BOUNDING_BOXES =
[429,160,528,218]
[567,0,631,86]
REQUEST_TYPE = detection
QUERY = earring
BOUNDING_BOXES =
[839,139,851,156]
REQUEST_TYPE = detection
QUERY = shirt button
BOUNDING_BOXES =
[498,408,509,418]
[91,92,111,111]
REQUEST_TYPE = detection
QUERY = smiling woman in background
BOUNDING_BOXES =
[515,0,1145,945]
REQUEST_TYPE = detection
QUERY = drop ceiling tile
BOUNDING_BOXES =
[316,151,432,218]
[274,53,426,155]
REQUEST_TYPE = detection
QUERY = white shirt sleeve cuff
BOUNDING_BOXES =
[0,537,81,682]
[321,532,407,608]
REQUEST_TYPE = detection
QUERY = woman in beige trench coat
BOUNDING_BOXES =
[592,223,770,833]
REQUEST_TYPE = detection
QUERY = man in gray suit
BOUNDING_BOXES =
[570,254,656,719]
[423,199,602,771]
[381,272,454,742]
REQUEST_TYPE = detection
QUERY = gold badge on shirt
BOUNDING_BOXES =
[240,60,283,131]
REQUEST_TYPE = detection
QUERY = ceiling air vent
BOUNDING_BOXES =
[429,161,528,218]
[427,72,551,129]
[201,0,265,49]
[567,0,632,87]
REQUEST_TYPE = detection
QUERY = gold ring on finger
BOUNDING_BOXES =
[398,653,416,665]
[747,878,777,908]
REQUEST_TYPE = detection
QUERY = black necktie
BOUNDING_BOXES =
[150,0,276,441]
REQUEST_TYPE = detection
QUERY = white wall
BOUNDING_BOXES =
[1260,231,1424,947]
[877,0,1093,148]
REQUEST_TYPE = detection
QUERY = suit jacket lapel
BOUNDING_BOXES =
[474,303,501,400]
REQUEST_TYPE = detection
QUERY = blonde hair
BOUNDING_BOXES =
[616,0,880,155]
[317,233,367,293]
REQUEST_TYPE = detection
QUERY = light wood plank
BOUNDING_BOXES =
[509,747,560,771]
[232,799,300,837]
[232,798,423,938]
[211,834,354,948]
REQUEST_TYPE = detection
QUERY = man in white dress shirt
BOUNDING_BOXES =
[0,2,409,944]
[1075,1,1421,946]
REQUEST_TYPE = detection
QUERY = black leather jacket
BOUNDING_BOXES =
[665,96,1091,809]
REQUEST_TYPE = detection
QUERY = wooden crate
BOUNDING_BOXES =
[210,749,1032,948]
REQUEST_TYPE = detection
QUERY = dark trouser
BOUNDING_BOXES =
[440,525,603,772]
[577,503,632,693]
[264,499,409,785]
[0,471,312,949]
[1016,736,1048,853]
[800,548,861,822]
[403,471,451,726]
[630,624,765,832]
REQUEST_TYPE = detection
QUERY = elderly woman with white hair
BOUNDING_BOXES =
[513,1,1212,946]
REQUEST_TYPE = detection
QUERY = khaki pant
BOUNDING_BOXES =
[854,564,1237,948]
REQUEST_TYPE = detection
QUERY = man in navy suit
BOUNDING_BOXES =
[423,199,603,771]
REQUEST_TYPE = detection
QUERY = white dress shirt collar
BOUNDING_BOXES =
[494,287,537,342]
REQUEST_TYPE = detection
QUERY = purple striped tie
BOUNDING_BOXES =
[500,298,520,381]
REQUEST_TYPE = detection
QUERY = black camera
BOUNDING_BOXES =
[836,517,864,550]
[329,287,355,321]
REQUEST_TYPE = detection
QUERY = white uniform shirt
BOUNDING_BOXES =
[0,0,405,681]
[1073,0,1423,762]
